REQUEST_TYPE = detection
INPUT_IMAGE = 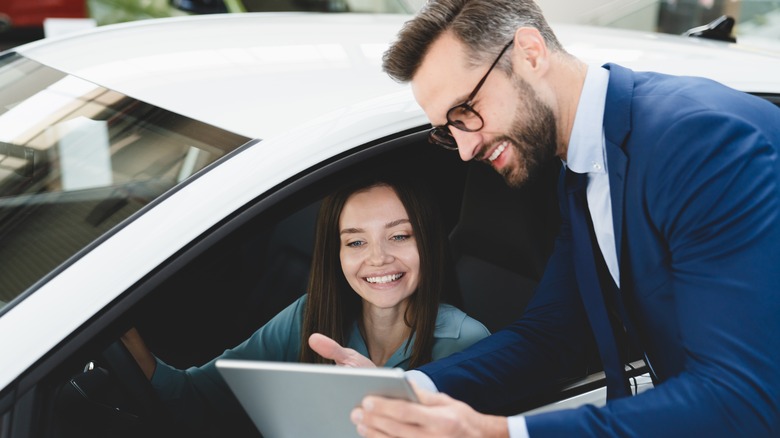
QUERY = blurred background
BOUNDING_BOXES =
[1,0,779,51]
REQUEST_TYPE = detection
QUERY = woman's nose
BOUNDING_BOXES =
[367,242,393,265]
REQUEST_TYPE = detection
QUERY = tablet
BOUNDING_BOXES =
[215,359,418,438]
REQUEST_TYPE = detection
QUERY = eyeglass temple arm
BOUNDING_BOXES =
[465,40,514,103]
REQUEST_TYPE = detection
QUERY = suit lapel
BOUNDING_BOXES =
[602,63,633,270]
[606,143,627,264]
[600,64,663,384]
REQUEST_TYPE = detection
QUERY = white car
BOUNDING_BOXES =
[1,12,779,437]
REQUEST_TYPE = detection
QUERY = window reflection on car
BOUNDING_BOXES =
[0,53,250,311]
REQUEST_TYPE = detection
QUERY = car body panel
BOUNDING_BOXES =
[14,13,412,139]
[557,23,780,94]
[14,13,780,141]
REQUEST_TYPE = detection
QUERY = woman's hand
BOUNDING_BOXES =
[308,333,376,367]
[120,327,157,380]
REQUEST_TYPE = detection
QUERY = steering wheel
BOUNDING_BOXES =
[99,338,243,437]
[100,339,161,412]
[95,337,259,437]
[55,336,177,437]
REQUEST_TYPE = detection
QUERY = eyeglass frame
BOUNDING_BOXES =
[428,40,514,150]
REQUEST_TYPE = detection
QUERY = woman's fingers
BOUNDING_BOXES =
[308,333,376,367]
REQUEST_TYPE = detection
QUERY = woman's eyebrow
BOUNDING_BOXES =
[340,218,410,235]
[385,218,411,229]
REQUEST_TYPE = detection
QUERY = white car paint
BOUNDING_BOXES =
[15,13,780,142]
[15,13,411,140]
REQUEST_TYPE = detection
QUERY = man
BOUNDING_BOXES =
[309,0,780,435]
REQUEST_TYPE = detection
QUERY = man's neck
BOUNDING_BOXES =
[551,55,589,160]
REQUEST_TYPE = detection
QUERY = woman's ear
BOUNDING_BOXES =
[511,27,549,74]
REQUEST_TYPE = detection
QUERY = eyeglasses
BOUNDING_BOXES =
[429,40,514,150]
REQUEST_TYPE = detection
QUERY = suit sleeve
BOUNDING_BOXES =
[417,172,594,413]
[527,109,780,436]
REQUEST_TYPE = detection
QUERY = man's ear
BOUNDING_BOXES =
[511,27,549,73]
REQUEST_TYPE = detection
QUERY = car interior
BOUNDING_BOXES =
[7,127,609,438]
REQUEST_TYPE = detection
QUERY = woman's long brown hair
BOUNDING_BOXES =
[299,173,461,369]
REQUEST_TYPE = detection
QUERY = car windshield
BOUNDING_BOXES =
[0,53,251,311]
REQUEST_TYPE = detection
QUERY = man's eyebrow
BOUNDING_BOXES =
[446,91,470,110]
[434,94,469,125]
[431,90,473,126]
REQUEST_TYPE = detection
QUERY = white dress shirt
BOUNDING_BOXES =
[407,64,616,438]
[565,65,619,287]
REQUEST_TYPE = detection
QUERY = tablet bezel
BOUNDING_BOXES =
[216,359,418,438]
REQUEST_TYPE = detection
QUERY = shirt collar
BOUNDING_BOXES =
[565,64,609,175]
[348,323,413,369]
[347,304,461,369]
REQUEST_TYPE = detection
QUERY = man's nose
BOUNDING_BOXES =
[451,129,482,161]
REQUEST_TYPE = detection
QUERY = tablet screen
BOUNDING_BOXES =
[216,359,417,438]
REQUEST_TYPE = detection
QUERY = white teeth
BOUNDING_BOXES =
[488,142,507,162]
[366,273,403,284]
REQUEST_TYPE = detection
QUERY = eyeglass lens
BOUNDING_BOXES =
[447,105,481,131]
[429,127,457,149]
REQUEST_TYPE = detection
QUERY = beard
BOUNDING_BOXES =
[492,75,558,188]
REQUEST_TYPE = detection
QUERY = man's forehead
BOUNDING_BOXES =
[411,33,476,121]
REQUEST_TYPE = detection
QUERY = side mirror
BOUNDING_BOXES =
[682,15,736,43]
[170,0,228,14]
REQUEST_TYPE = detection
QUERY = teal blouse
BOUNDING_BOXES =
[151,294,490,431]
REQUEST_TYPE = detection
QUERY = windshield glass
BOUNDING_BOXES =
[0,53,251,310]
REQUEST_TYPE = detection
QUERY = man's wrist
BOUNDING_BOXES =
[480,414,509,438]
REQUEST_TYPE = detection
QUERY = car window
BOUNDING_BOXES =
[0,53,251,312]
[239,0,414,13]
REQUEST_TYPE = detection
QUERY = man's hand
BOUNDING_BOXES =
[350,382,509,438]
[308,333,376,367]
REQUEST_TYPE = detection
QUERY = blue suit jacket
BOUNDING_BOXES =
[418,63,780,436]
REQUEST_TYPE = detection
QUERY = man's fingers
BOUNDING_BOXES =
[354,391,465,437]
[362,395,433,428]
[356,402,429,438]
[408,380,451,406]
[354,399,422,438]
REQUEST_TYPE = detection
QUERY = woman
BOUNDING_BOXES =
[122,174,489,434]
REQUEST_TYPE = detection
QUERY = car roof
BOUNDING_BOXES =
[14,13,412,140]
[14,12,780,141]
[556,23,780,95]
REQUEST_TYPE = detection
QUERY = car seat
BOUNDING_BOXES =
[449,160,562,333]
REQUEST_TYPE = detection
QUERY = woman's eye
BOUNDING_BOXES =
[346,240,365,248]
[391,234,411,242]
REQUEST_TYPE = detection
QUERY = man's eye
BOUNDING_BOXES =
[449,119,468,129]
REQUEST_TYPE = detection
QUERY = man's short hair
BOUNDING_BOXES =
[382,0,564,83]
